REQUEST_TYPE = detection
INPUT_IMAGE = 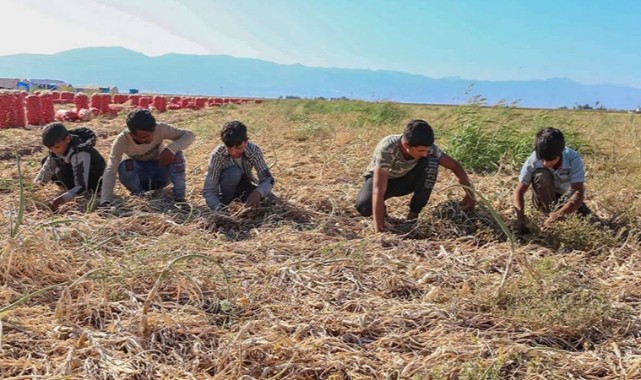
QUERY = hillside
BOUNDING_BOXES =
[1,47,641,109]
[1,99,640,378]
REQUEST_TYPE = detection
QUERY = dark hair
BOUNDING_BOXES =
[221,120,248,147]
[535,128,565,160]
[42,122,69,148]
[126,109,156,132]
[402,119,434,147]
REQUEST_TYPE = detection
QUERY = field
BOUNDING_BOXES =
[1,99,641,379]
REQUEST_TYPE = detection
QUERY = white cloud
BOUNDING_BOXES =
[0,0,209,56]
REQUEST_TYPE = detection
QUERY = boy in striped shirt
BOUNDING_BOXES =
[355,119,475,233]
[203,121,275,211]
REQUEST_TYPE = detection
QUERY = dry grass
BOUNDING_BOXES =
[1,100,640,379]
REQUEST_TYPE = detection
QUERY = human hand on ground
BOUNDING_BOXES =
[50,195,66,211]
[542,211,564,231]
[245,191,262,208]
[460,194,475,212]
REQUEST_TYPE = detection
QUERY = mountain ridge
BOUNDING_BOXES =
[0,47,638,109]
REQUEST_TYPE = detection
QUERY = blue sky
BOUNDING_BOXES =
[2,0,640,88]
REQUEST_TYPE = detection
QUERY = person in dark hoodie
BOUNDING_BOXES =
[35,122,106,211]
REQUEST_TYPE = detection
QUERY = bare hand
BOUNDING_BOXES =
[542,211,564,231]
[460,194,475,212]
[245,191,262,209]
[50,195,66,211]
[515,220,530,234]
[158,148,176,167]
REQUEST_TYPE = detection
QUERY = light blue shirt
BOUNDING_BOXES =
[518,147,585,194]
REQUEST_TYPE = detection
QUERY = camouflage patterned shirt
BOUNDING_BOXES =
[364,134,442,179]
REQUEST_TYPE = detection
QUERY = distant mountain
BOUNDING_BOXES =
[0,47,639,109]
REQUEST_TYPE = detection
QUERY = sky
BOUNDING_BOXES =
[1,0,640,88]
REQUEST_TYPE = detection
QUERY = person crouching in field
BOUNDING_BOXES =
[35,122,106,211]
[513,127,591,233]
[99,109,195,206]
[355,119,475,233]
[203,121,275,211]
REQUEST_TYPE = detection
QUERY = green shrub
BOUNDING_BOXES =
[286,99,407,127]
[446,100,511,173]
[446,101,594,173]
[356,102,407,126]
[292,120,334,141]
[446,123,505,173]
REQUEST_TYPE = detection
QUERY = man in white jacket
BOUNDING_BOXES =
[100,109,195,206]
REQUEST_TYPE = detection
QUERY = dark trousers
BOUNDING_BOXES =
[41,156,102,192]
[219,165,257,205]
[531,168,591,216]
[117,151,186,200]
[355,156,439,216]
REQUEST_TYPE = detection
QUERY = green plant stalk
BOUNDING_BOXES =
[10,154,25,238]
[0,283,64,316]
[35,218,86,230]
[86,176,103,213]
[443,184,539,294]
[180,202,195,224]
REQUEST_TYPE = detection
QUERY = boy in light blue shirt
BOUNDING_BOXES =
[513,128,591,233]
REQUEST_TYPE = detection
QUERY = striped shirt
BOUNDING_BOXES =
[203,142,275,210]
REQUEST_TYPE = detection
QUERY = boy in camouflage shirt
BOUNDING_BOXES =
[355,119,475,233]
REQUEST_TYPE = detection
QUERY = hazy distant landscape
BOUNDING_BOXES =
[1,47,641,110]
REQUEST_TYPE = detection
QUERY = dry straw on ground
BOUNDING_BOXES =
[1,100,640,379]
